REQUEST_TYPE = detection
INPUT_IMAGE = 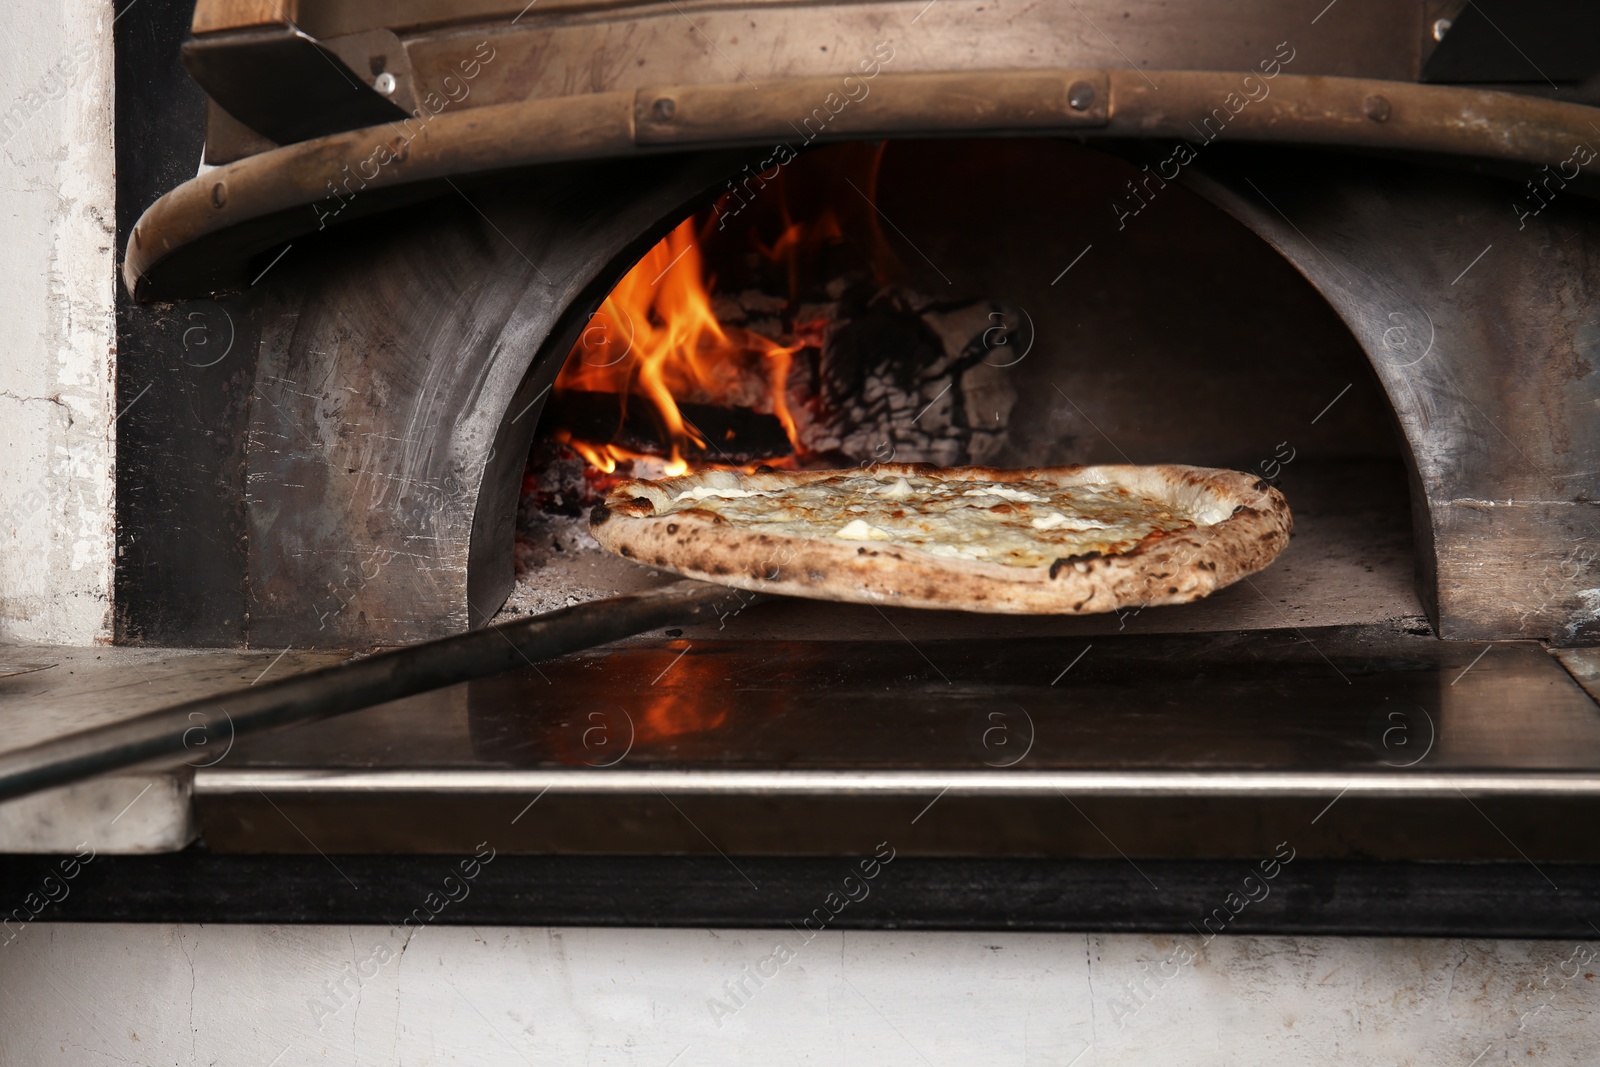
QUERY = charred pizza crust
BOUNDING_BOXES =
[589,463,1291,615]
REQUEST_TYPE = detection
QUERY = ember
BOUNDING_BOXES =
[511,148,1037,611]
[553,217,808,475]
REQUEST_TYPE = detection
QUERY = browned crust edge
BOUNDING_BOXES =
[588,464,1292,615]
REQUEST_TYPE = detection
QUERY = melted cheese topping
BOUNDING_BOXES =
[653,471,1206,568]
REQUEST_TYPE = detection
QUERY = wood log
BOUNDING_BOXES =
[543,390,793,463]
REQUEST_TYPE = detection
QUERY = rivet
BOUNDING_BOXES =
[651,96,676,121]
[1432,17,1452,42]
[1068,80,1097,112]
[1363,94,1391,122]
[210,181,227,208]
[373,71,397,96]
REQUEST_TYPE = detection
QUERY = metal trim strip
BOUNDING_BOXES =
[194,768,1600,797]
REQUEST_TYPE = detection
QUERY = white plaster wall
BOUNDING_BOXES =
[0,0,116,645]
[1,925,1595,1065]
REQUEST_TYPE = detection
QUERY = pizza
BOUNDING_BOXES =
[588,463,1291,614]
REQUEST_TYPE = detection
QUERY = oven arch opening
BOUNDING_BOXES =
[485,138,1421,639]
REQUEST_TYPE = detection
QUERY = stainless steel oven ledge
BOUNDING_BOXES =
[185,622,1600,860]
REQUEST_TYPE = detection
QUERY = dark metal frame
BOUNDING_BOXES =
[5,852,1598,938]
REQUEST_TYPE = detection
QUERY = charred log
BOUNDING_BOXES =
[544,389,794,463]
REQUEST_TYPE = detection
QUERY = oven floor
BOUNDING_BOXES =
[499,460,1423,640]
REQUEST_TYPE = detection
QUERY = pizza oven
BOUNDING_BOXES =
[90,0,1600,914]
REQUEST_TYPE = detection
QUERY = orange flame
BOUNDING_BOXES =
[756,205,844,304]
[557,218,806,474]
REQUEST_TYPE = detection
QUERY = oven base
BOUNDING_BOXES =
[5,852,1598,938]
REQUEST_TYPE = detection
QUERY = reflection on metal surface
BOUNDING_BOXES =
[973,705,1035,768]
[227,625,1600,773]
[579,707,633,768]
[1554,647,1600,706]
[0,582,739,805]
[1374,705,1435,768]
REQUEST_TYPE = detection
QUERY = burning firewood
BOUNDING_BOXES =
[544,389,792,464]
[786,285,1024,467]
[534,205,1028,487]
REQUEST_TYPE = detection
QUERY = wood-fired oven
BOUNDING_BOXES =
[64,0,1600,927]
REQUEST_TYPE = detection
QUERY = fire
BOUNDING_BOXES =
[556,218,807,475]
[756,205,843,309]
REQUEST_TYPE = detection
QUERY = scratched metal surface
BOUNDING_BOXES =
[1190,149,1600,643]
[397,0,1422,108]
[211,625,1600,772]
[0,645,347,852]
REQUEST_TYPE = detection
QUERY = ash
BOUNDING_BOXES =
[721,281,1029,467]
[502,512,678,618]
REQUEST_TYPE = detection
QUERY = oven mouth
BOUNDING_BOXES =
[498,137,1414,639]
